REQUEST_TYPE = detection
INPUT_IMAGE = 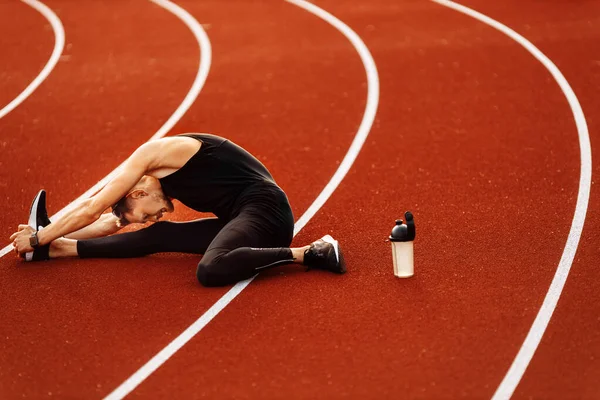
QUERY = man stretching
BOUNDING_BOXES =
[10,134,345,286]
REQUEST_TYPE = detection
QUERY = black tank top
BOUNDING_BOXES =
[158,134,278,220]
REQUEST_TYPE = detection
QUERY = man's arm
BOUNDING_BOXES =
[34,142,159,246]
[64,213,123,240]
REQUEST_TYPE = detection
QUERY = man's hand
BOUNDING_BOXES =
[10,225,35,257]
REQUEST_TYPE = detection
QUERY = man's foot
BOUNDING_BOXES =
[304,235,346,274]
[25,190,51,262]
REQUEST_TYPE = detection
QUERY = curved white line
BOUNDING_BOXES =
[147,0,212,140]
[288,0,380,235]
[0,0,65,119]
[431,1,592,399]
[0,0,211,259]
[102,1,380,399]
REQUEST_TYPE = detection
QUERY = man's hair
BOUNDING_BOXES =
[111,196,132,227]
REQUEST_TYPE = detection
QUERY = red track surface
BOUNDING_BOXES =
[0,2,52,111]
[0,0,598,398]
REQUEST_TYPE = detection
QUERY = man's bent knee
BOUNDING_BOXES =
[196,262,216,287]
[196,259,229,287]
[196,254,247,287]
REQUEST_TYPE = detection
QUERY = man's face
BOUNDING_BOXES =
[124,192,174,224]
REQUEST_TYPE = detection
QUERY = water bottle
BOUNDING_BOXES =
[390,211,416,278]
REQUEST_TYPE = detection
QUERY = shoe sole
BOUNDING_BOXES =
[321,234,346,274]
[25,190,45,262]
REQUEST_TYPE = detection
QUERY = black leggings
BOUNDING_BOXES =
[77,207,295,287]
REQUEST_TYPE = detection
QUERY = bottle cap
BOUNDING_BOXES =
[389,211,416,242]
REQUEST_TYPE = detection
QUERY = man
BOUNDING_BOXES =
[10,134,345,287]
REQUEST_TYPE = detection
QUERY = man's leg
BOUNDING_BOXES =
[195,209,345,287]
[48,213,345,283]
[49,218,227,259]
[195,214,294,287]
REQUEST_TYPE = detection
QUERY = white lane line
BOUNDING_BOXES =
[430,1,592,399]
[0,241,16,258]
[102,1,380,399]
[146,0,212,141]
[289,0,379,236]
[0,0,211,259]
[0,0,65,120]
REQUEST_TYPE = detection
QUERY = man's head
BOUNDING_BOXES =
[111,176,174,226]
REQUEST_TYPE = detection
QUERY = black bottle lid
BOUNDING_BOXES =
[390,211,416,242]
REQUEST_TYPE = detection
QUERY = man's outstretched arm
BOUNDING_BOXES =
[13,213,123,242]
[11,141,159,253]
[64,213,123,240]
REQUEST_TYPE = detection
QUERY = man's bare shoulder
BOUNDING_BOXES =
[140,135,203,173]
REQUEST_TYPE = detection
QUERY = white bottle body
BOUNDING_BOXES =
[391,241,414,278]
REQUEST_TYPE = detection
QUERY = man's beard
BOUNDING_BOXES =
[152,192,175,212]
[164,197,175,212]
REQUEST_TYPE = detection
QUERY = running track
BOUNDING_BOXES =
[0,0,598,398]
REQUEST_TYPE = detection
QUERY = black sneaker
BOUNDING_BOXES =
[28,190,52,229]
[304,235,346,274]
[25,190,51,262]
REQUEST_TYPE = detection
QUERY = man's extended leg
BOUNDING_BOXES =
[48,211,345,285]
[48,217,326,266]
[49,218,227,258]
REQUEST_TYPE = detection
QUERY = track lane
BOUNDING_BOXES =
[0,0,203,397]
[102,0,366,395]
[453,2,600,398]
[104,0,376,397]
[105,0,369,397]
[131,1,584,398]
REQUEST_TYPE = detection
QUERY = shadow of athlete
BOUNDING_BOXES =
[10,134,345,286]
